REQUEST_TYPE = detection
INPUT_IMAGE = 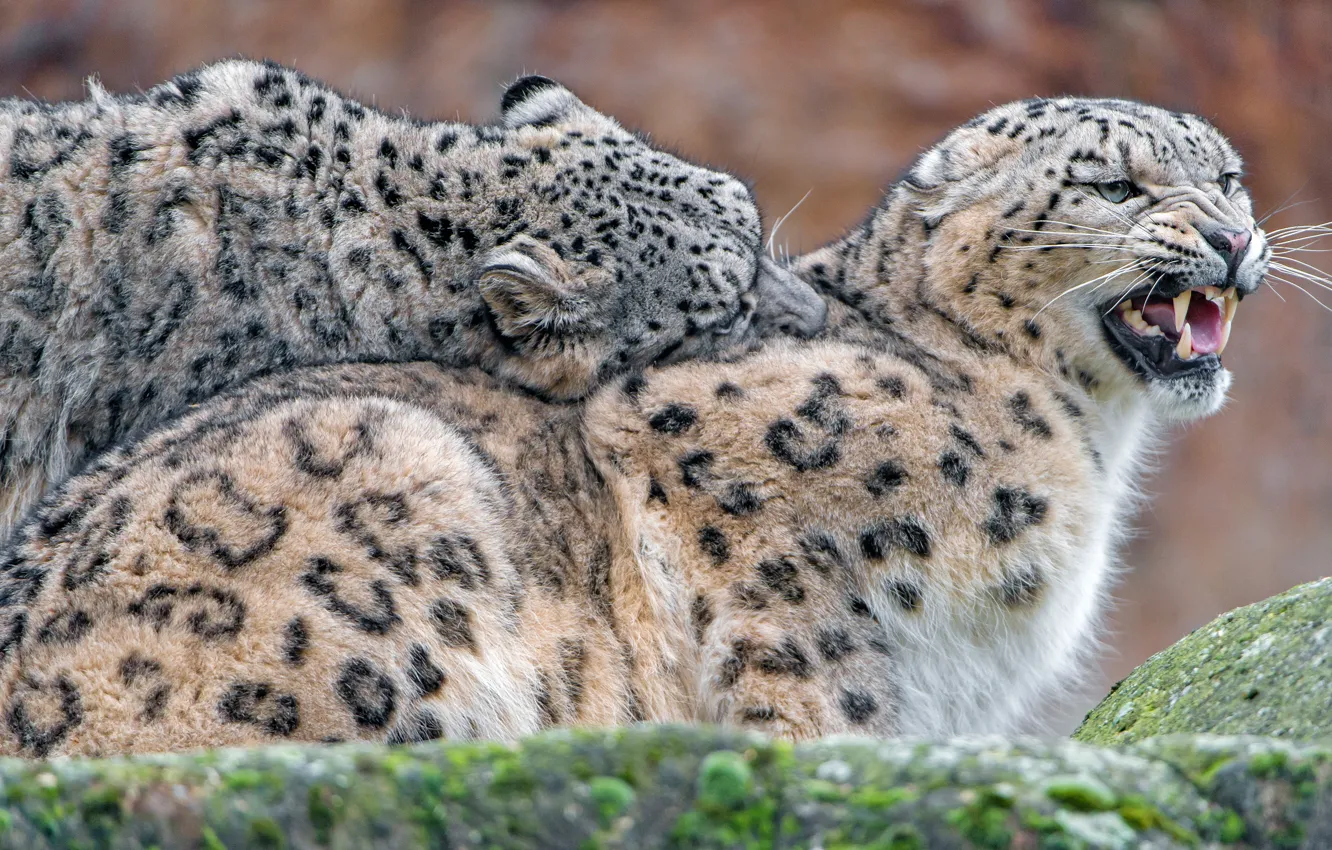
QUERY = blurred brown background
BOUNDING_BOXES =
[3,0,1329,731]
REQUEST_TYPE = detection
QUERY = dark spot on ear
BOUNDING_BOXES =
[839,689,879,724]
[1023,319,1042,339]
[698,526,730,565]
[500,75,563,114]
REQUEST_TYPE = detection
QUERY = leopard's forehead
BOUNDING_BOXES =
[963,97,1243,184]
[532,121,762,243]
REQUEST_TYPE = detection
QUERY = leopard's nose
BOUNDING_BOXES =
[1201,225,1251,263]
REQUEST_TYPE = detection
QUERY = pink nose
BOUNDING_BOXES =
[1204,226,1251,261]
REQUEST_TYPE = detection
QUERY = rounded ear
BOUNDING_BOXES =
[477,238,597,341]
[906,123,1025,192]
[500,75,590,129]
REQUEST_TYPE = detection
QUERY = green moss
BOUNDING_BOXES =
[307,785,344,846]
[247,817,285,849]
[1042,776,1117,812]
[1076,577,1332,743]
[696,751,752,811]
[848,785,917,810]
[588,776,635,823]
[946,792,1014,849]
[1218,810,1247,843]
[78,784,125,822]
[201,825,227,850]
[1249,749,1290,778]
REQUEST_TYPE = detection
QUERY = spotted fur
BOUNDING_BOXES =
[0,97,1268,754]
[0,60,825,535]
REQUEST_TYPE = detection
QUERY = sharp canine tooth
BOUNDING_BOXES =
[1224,290,1239,323]
[1176,322,1193,359]
[1218,319,1232,355]
[1173,291,1191,332]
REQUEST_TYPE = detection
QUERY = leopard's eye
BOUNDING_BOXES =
[1095,180,1137,204]
[1219,173,1239,194]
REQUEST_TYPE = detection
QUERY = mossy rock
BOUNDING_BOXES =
[1076,577,1332,745]
[0,725,1330,848]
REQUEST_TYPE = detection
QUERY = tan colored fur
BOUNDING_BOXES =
[0,97,1269,755]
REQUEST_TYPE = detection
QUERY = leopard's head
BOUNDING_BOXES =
[474,76,826,398]
[900,97,1267,422]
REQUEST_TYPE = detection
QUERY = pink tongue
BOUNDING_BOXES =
[1186,297,1225,354]
[1139,294,1226,355]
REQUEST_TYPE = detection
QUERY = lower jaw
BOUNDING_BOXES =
[1101,317,1222,382]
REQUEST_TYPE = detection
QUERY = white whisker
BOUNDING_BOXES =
[1004,244,1144,252]
[1266,274,1332,312]
[1268,255,1332,280]
[1032,261,1150,317]
[1099,267,1159,317]
[766,189,812,260]
[1255,189,1312,227]
[1268,263,1332,294]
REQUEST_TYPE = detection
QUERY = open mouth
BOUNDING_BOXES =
[1102,280,1239,378]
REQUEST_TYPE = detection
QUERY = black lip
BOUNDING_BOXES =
[1098,272,1226,380]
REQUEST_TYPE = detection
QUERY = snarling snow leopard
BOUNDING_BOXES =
[0,60,825,535]
[0,96,1268,755]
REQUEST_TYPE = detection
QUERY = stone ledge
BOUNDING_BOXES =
[1077,578,1332,746]
[0,726,1328,848]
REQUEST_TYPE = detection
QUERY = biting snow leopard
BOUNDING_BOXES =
[0,96,1268,755]
[0,59,825,535]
